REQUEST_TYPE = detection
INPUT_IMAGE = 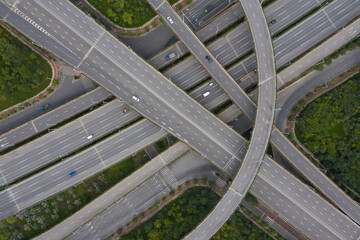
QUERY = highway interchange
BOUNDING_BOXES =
[0,0,356,239]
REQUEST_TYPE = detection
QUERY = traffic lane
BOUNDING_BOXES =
[68,174,170,240]
[0,1,11,17]
[0,191,18,220]
[271,129,360,225]
[196,3,244,42]
[2,120,166,219]
[96,32,247,151]
[258,156,360,240]
[34,0,103,44]
[326,0,360,25]
[16,1,91,63]
[164,57,209,90]
[251,177,341,240]
[180,0,235,30]
[275,48,360,129]
[79,50,240,170]
[67,151,219,240]
[0,102,137,184]
[5,4,81,67]
[0,87,111,149]
[157,2,257,120]
[267,0,324,34]
[148,2,243,69]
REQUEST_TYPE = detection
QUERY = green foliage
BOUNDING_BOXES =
[177,3,184,10]
[245,193,258,206]
[306,92,315,98]
[298,99,307,107]
[256,216,261,223]
[339,48,347,55]
[88,0,156,28]
[186,0,192,4]
[202,178,208,184]
[212,211,271,240]
[193,179,198,184]
[332,77,339,84]
[288,132,294,139]
[262,222,270,229]
[135,29,141,36]
[325,58,332,65]
[120,187,219,240]
[154,137,168,153]
[177,185,182,191]
[209,180,215,187]
[288,115,296,121]
[185,180,190,186]
[145,26,150,32]
[52,79,59,86]
[0,26,51,111]
[152,21,158,28]
[6,216,16,225]
[270,229,277,236]
[170,190,175,196]
[314,64,324,71]
[296,73,360,193]
[46,88,53,94]
[292,106,300,113]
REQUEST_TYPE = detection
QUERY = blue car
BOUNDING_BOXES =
[68,171,77,177]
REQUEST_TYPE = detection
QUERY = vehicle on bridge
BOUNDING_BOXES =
[166,52,176,60]
[40,103,50,110]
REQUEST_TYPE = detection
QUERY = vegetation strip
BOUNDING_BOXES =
[0,137,171,240]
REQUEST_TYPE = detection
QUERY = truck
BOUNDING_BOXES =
[166,52,176,60]
[40,103,50,110]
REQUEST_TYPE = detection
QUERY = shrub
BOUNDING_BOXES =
[170,190,175,196]
[48,56,52,60]
[6,216,16,225]
[332,77,339,84]
[74,75,80,80]
[339,48,347,55]
[0,113,7,120]
[256,216,261,223]
[262,222,270,229]
[314,64,324,71]
[47,88,53,94]
[330,52,339,59]
[288,133,294,139]
[159,18,164,23]
[162,196,166,201]
[177,185,182,191]
[202,178,208,184]
[248,211,253,217]
[185,180,190,186]
[193,179,198,184]
[292,106,300,113]
[346,42,356,51]
[145,26,150,32]
[325,58,332,65]
[270,230,278,236]
[186,0,192,4]
[23,102,31,107]
[339,73,347,78]
[177,3,183,10]
[52,79,59,86]
[356,38,360,47]
[298,99,307,107]
[140,213,145,218]
[117,228,123,235]
[209,180,215,187]
[126,31,132,36]
[240,205,246,211]
[306,92,314,98]
[288,115,296,121]
[135,29,141,36]
[152,21,158,28]
[245,193,258,206]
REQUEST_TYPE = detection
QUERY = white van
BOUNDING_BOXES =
[203,91,210,97]
[87,135,93,140]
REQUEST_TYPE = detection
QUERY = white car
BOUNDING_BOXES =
[87,135,93,140]
[209,82,214,87]
[203,91,210,97]
[132,96,140,102]
[167,16,174,24]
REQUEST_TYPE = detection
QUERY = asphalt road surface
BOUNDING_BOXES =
[7,0,251,176]
[0,87,111,151]
[0,101,138,184]
[184,0,276,237]
[0,119,167,219]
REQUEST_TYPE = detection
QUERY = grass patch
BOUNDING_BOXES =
[295,72,360,194]
[0,26,52,111]
[87,0,156,28]
[154,137,168,153]
[119,187,219,240]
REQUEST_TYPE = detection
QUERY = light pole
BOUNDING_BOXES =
[215,23,219,35]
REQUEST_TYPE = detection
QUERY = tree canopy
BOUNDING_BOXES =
[296,72,360,193]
